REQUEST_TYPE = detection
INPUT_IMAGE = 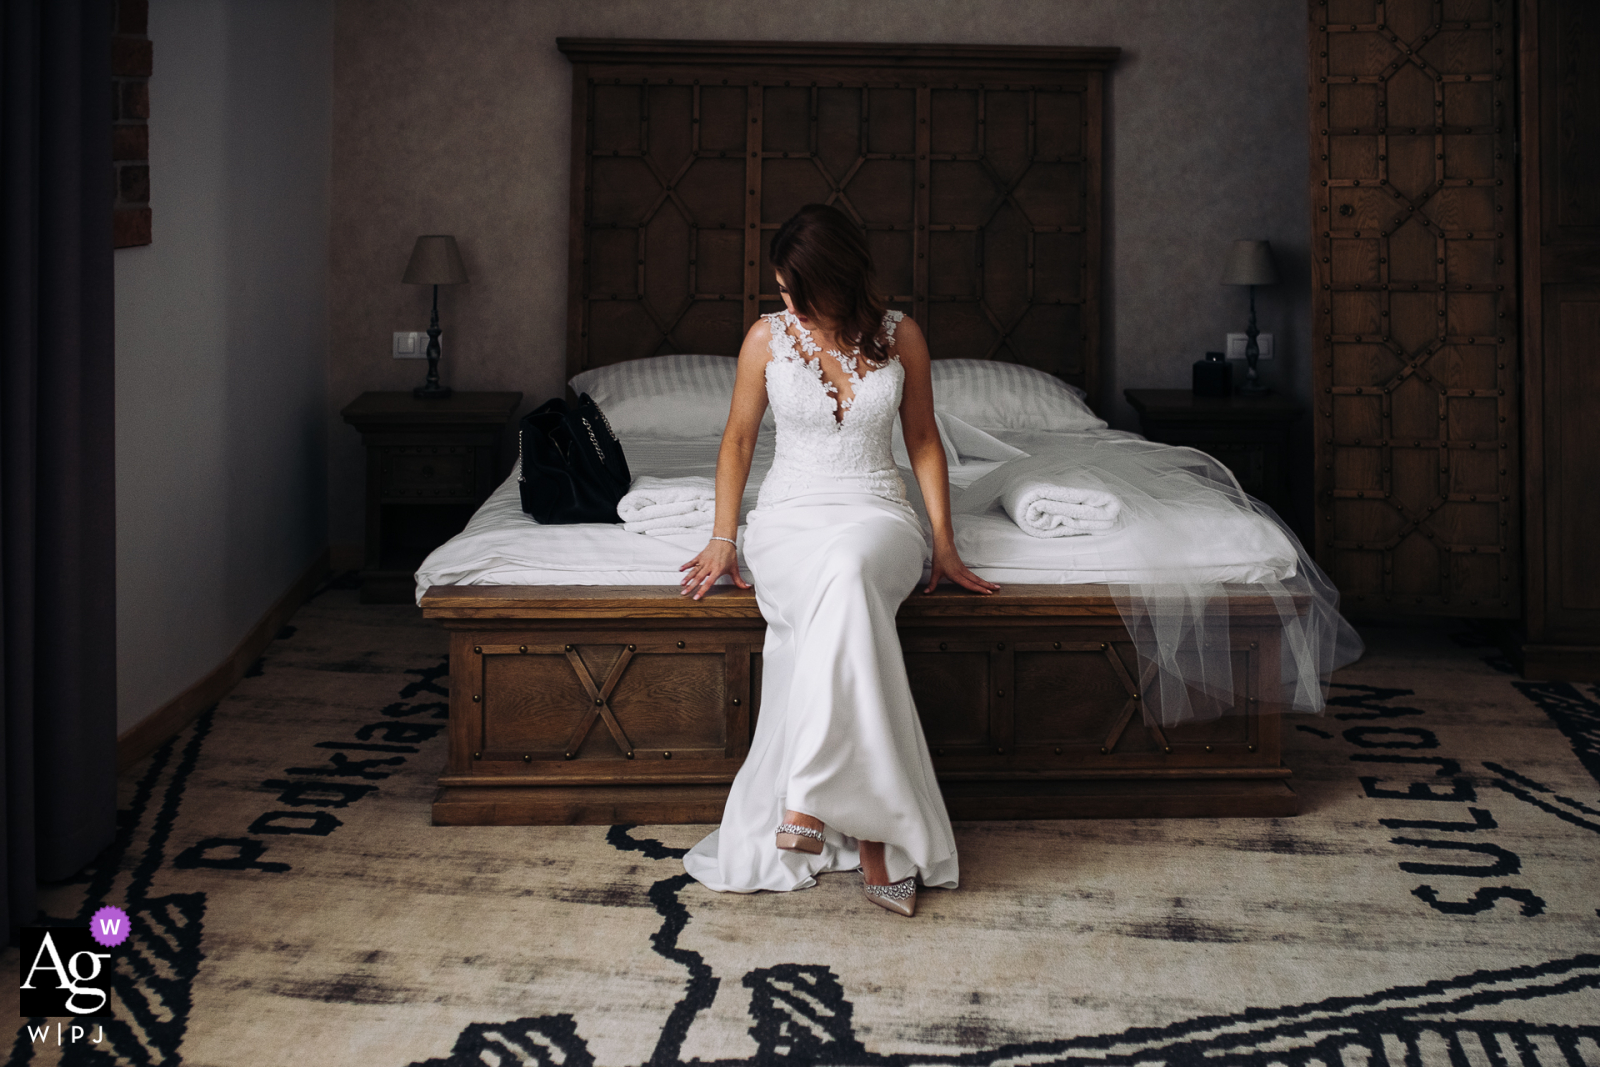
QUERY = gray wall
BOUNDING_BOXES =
[113,0,333,733]
[326,0,1310,549]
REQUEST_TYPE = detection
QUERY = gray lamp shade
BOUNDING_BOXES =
[1220,239,1278,286]
[403,235,469,285]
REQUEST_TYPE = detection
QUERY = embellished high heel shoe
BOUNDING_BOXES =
[860,871,917,917]
[774,822,825,854]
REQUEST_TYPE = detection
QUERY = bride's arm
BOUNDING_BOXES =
[895,319,1000,596]
[680,319,772,600]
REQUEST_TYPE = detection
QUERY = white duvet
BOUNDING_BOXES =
[414,426,1299,602]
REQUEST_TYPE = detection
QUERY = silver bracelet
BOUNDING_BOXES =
[709,536,737,547]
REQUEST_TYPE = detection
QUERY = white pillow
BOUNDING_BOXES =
[930,359,1105,432]
[569,354,736,438]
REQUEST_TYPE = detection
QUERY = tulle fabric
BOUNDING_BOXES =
[956,432,1364,727]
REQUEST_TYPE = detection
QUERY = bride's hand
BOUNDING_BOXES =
[679,538,752,600]
[925,541,1000,595]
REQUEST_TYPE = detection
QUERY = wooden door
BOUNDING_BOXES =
[1309,0,1520,616]
[1520,0,1600,670]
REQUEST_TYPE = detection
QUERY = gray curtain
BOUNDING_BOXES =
[0,0,118,943]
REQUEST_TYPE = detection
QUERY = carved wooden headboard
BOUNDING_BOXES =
[559,39,1118,403]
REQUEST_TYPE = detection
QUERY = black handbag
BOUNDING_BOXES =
[517,394,631,523]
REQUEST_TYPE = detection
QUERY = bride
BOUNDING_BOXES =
[678,203,997,917]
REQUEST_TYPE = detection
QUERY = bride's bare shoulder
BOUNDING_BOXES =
[738,314,780,365]
[885,312,928,364]
[745,314,775,343]
[888,312,925,345]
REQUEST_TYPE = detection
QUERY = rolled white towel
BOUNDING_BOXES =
[1001,477,1122,537]
[618,475,716,535]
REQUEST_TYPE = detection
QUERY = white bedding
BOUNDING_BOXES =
[414,426,1299,601]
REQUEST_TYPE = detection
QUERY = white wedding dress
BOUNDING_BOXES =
[683,309,960,893]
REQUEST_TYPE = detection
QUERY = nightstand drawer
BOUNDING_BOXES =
[1177,440,1265,497]
[380,446,477,499]
[1124,388,1306,540]
[343,390,522,602]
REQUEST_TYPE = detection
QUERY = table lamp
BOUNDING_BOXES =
[1221,239,1278,396]
[403,235,469,399]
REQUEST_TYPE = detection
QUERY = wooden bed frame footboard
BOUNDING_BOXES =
[420,584,1302,825]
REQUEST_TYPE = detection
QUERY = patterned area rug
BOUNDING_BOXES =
[7,584,1600,1065]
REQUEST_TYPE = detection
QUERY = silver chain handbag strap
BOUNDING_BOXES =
[579,417,607,464]
[520,401,614,485]
[590,402,617,442]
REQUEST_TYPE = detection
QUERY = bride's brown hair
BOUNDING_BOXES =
[769,203,891,364]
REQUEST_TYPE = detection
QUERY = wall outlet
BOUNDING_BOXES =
[1225,332,1273,360]
[393,330,434,359]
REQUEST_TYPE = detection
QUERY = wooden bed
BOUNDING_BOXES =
[421,39,1305,825]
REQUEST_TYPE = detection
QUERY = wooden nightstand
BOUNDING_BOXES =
[1123,389,1305,531]
[341,391,522,603]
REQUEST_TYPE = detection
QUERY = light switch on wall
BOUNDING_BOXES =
[393,331,431,359]
[1225,332,1273,360]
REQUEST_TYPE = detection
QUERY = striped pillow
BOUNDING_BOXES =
[569,355,737,438]
[930,360,1105,432]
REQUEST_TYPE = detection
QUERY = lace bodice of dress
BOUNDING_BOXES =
[758,308,907,508]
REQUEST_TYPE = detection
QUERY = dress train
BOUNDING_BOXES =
[683,490,959,892]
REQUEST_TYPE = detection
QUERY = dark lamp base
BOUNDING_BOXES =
[1238,380,1272,397]
[413,384,454,400]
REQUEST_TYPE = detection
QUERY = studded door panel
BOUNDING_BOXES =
[1310,0,1520,616]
